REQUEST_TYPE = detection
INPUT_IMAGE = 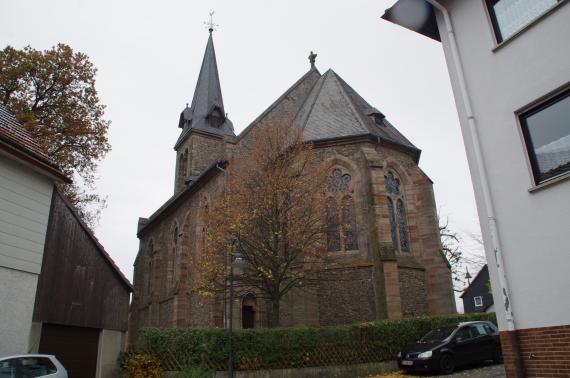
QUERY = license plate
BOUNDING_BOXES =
[402,360,413,366]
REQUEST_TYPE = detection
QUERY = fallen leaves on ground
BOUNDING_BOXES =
[368,371,405,378]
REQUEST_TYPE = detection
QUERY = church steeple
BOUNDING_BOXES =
[176,29,235,148]
[173,26,233,193]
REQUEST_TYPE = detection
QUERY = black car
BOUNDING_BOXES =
[397,321,502,374]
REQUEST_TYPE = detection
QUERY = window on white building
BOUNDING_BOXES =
[520,89,570,185]
[486,0,561,43]
[474,296,484,307]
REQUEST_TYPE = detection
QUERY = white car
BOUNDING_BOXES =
[0,354,67,378]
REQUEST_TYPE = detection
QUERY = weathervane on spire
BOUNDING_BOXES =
[204,11,218,33]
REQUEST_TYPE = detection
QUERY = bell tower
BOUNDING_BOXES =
[173,25,235,193]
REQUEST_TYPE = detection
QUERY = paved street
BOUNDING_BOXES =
[369,362,506,378]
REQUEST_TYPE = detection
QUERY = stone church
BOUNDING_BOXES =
[130,30,455,339]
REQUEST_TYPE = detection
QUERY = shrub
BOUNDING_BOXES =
[180,365,215,378]
[138,312,496,371]
[121,352,162,378]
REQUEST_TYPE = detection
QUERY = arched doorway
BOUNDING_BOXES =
[241,294,257,329]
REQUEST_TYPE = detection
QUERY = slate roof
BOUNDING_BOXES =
[0,104,69,182]
[460,265,489,298]
[175,31,235,148]
[137,160,226,236]
[294,69,420,156]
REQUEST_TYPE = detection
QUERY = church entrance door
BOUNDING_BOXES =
[242,306,255,328]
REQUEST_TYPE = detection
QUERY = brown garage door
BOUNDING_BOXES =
[39,323,99,378]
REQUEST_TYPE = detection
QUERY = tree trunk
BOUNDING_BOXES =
[268,298,280,328]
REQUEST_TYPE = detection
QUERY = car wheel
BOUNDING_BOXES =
[493,347,504,363]
[439,353,455,374]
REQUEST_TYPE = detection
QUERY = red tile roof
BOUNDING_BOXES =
[0,104,69,182]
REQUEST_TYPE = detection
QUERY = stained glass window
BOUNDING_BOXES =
[342,196,359,250]
[147,260,153,296]
[387,197,399,252]
[397,199,409,252]
[385,171,400,195]
[385,171,410,254]
[147,242,154,296]
[327,168,358,252]
[329,168,351,193]
[171,227,179,287]
[326,197,341,252]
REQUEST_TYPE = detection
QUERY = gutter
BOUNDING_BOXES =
[424,1,524,375]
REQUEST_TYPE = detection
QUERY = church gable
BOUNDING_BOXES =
[235,68,321,147]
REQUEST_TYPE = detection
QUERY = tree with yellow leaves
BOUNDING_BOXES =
[197,122,331,327]
[1,44,110,226]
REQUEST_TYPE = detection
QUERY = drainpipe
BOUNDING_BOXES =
[424,1,524,376]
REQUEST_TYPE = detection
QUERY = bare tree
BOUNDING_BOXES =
[439,216,486,292]
[196,122,331,327]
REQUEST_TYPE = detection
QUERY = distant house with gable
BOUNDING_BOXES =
[461,265,494,314]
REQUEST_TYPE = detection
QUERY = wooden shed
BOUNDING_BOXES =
[32,188,132,378]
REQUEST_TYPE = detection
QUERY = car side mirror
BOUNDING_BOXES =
[455,337,464,344]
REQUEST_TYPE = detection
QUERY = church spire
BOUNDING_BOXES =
[177,22,234,145]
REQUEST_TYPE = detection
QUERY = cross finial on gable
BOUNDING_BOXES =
[204,11,219,33]
[309,51,317,69]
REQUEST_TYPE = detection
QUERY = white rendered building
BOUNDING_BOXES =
[383,1,570,377]
[0,104,69,354]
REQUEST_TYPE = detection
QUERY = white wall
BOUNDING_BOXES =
[0,155,53,274]
[96,329,125,378]
[0,154,55,353]
[437,0,570,331]
[0,266,38,354]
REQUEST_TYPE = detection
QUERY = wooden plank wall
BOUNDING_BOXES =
[33,190,131,331]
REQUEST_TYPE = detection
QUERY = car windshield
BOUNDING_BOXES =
[419,326,457,343]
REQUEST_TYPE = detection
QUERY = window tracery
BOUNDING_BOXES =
[385,170,410,253]
[342,196,358,251]
[326,197,340,252]
[396,199,409,252]
[326,168,358,252]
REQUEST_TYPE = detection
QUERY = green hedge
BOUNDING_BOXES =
[138,312,496,371]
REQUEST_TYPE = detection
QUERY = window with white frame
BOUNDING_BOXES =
[520,88,570,185]
[486,0,562,43]
[474,296,484,307]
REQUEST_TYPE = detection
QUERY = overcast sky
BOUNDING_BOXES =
[1,0,484,307]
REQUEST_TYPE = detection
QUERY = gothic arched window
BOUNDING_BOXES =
[396,199,409,252]
[385,171,410,253]
[177,151,188,189]
[326,197,340,252]
[326,168,358,252]
[147,241,154,298]
[170,226,180,288]
[342,196,358,250]
[208,106,224,128]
